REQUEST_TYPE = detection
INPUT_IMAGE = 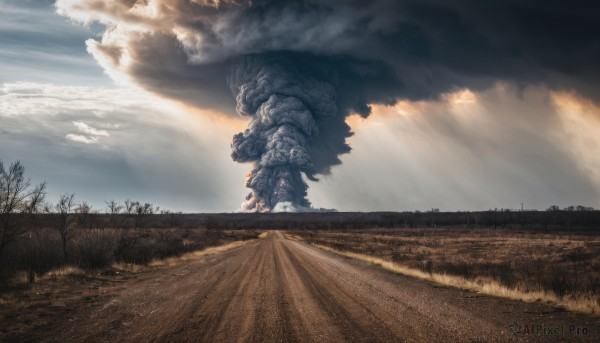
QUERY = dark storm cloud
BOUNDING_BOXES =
[56,0,600,211]
[57,0,600,104]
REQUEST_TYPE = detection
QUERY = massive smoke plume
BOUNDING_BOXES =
[56,0,600,211]
[227,53,398,211]
[229,57,332,211]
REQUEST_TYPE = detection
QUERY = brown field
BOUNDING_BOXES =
[1,213,600,342]
[293,228,600,314]
[2,231,599,342]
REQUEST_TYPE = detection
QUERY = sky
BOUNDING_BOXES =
[1,0,600,212]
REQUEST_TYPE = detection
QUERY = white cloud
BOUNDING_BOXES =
[67,121,110,144]
[0,81,171,117]
[66,133,99,144]
[0,81,247,212]
[73,121,109,137]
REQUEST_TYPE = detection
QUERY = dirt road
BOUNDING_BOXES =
[20,232,600,342]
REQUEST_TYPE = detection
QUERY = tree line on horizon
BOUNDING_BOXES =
[0,159,210,283]
[2,159,600,282]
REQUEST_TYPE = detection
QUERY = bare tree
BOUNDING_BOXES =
[55,194,75,261]
[138,203,155,215]
[76,200,93,229]
[105,199,122,215]
[0,160,46,260]
[134,202,155,228]
[105,199,123,228]
[22,181,47,214]
[124,199,135,215]
[23,181,47,231]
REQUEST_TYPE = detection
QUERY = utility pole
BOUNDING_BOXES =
[520,202,524,212]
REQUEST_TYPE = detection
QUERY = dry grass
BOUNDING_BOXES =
[112,262,145,274]
[315,244,600,315]
[149,240,252,267]
[39,266,86,280]
[295,228,600,316]
[36,236,253,281]
[1,228,260,288]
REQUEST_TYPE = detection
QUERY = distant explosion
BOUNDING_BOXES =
[226,53,397,212]
[229,55,337,212]
[57,0,600,211]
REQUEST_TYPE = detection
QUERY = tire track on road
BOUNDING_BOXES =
[46,232,600,343]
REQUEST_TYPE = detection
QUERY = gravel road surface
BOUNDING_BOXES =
[48,231,600,342]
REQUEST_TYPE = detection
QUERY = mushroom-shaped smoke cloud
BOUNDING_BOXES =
[228,52,399,211]
[56,0,600,211]
[230,54,339,211]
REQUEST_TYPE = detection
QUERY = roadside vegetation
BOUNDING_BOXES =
[3,158,599,316]
[293,228,600,315]
[0,159,259,288]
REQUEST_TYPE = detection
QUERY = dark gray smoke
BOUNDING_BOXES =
[227,53,398,211]
[229,56,334,211]
[56,0,600,211]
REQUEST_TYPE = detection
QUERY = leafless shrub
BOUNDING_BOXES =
[54,193,75,261]
[113,228,234,264]
[20,229,63,282]
[105,199,123,229]
[70,229,119,270]
[75,201,94,229]
[0,160,46,271]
